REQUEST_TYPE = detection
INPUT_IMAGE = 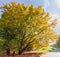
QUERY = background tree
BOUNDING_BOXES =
[0,2,58,55]
[56,35,60,49]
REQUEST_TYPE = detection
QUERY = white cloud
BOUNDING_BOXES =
[51,13,59,18]
[50,13,59,21]
[43,0,50,9]
[55,0,60,7]
[50,13,59,34]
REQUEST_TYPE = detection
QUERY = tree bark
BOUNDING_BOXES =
[18,50,22,55]
[12,51,15,56]
[6,49,10,55]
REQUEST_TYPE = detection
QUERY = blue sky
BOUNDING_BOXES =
[0,0,60,34]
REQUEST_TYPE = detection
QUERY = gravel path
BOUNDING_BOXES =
[40,52,60,57]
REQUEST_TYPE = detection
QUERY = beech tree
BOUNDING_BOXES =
[0,2,58,55]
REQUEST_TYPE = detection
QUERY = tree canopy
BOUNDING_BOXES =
[0,2,58,55]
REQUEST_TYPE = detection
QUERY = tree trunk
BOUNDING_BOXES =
[12,51,15,56]
[18,50,22,55]
[6,49,10,55]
